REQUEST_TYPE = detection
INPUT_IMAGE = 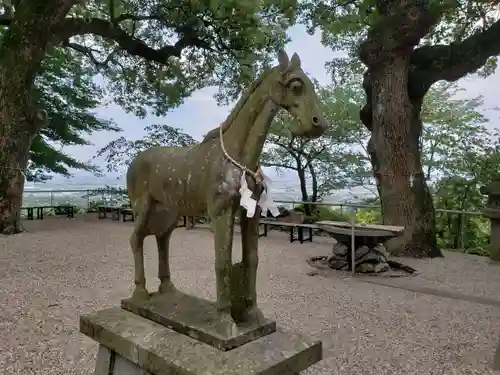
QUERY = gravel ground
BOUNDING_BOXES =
[1,215,500,375]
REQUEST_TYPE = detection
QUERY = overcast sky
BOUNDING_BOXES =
[52,24,499,186]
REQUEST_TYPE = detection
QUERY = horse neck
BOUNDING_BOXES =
[222,73,279,171]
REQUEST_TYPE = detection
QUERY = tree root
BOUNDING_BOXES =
[0,220,26,235]
[386,260,417,274]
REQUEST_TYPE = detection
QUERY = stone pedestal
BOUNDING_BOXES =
[82,293,322,375]
[493,340,500,371]
[121,291,276,351]
[481,182,500,261]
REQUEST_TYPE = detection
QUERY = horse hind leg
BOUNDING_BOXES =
[156,212,179,294]
[129,195,154,301]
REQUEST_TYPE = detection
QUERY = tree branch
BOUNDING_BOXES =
[310,145,327,159]
[63,41,118,68]
[274,139,303,157]
[55,17,210,62]
[412,17,500,84]
[113,14,167,24]
[360,0,443,66]
[261,162,297,170]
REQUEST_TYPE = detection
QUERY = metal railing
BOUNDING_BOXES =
[22,187,126,212]
[21,188,489,252]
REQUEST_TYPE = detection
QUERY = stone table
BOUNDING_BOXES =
[316,221,404,272]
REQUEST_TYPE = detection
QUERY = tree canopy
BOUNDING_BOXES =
[27,46,118,182]
[96,123,197,173]
[0,0,298,179]
[47,0,297,113]
[300,0,500,95]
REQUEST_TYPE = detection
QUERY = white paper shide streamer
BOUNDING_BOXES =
[239,170,280,218]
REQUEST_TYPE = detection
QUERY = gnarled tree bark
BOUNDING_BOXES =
[358,0,443,257]
[360,67,440,257]
[356,0,500,257]
[0,0,75,234]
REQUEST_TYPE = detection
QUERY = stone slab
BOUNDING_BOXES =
[81,307,322,375]
[493,340,500,371]
[121,291,276,351]
[95,345,151,375]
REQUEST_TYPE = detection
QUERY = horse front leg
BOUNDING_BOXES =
[240,211,265,324]
[129,196,154,301]
[211,202,239,337]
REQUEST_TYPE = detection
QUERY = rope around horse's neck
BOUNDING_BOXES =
[219,123,260,180]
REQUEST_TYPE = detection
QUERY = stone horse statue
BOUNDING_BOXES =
[126,49,327,335]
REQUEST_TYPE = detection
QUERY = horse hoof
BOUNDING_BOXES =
[158,281,177,294]
[242,306,265,324]
[132,287,149,301]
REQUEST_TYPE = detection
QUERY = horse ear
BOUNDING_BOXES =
[277,49,289,72]
[290,53,301,68]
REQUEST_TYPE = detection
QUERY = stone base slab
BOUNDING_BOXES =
[121,290,276,351]
[493,340,500,370]
[81,307,322,375]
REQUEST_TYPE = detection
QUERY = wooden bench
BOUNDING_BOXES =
[121,208,134,222]
[97,205,121,221]
[259,219,317,244]
[21,205,74,220]
[53,205,75,218]
[176,216,198,228]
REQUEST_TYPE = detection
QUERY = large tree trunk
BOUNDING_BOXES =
[308,164,319,203]
[361,58,442,258]
[297,167,312,215]
[0,1,73,234]
[0,119,40,234]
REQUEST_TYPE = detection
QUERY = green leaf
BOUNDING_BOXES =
[96,124,197,173]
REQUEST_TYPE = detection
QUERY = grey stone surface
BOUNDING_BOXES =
[356,263,375,273]
[331,242,348,257]
[329,242,391,273]
[354,245,370,260]
[372,243,389,260]
[94,345,114,375]
[95,346,152,375]
[373,262,390,273]
[81,307,322,375]
[493,340,500,370]
[121,290,276,351]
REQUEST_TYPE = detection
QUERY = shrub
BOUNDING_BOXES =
[294,204,351,223]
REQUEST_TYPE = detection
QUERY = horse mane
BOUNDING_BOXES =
[200,68,275,144]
